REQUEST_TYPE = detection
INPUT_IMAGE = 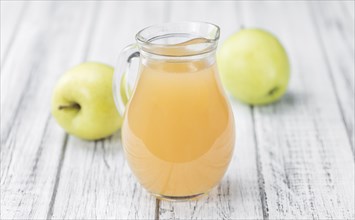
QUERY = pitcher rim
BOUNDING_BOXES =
[135,21,220,57]
[135,21,220,46]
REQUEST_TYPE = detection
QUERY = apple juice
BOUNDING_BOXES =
[121,58,235,198]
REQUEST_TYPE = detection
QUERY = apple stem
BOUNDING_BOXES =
[268,86,279,96]
[58,103,81,110]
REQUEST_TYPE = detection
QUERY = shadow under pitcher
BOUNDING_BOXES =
[113,22,235,201]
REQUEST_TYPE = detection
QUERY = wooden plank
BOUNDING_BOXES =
[0,1,27,63]
[310,1,354,152]
[88,1,170,65]
[341,0,355,21]
[50,2,168,219]
[159,2,264,219]
[0,1,98,219]
[242,1,354,219]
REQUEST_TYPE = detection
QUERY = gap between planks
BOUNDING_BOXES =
[46,134,69,219]
[308,2,354,156]
[45,2,102,219]
[155,199,160,220]
[251,106,270,220]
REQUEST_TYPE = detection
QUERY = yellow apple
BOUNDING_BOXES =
[217,29,290,105]
[51,62,122,140]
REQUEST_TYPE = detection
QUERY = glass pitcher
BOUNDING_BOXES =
[113,22,235,201]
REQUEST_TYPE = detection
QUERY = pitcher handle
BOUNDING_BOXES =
[113,44,140,116]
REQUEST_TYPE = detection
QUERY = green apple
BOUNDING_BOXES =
[51,62,122,140]
[120,72,129,105]
[217,28,290,105]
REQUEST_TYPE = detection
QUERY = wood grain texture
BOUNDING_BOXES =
[341,0,355,21]
[310,1,355,152]
[1,1,97,219]
[242,1,354,219]
[1,1,354,219]
[0,1,27,63]
[158,2,264,219]
[50,2,168,219]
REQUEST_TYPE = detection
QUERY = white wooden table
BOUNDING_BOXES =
[1,1,354,219]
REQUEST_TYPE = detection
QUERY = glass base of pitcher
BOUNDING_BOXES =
[151,192,209,202]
